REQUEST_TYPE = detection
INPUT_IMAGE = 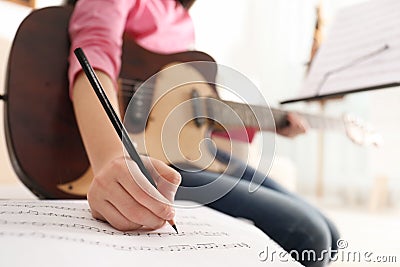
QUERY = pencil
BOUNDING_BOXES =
[74,48,178,234]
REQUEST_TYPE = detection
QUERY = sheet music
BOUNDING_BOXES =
[297,0,400,99]
[0,200,301,266]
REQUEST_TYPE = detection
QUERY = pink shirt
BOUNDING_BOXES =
[68,0,256,143]
[68,0,195,93]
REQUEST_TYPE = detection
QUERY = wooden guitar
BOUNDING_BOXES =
[4,6,380,199]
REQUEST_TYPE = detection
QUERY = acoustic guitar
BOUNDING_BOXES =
[4,6,380,199]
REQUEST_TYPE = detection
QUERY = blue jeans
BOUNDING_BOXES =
[175,152,340,267]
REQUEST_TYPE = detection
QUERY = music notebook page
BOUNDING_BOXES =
[0,200,301,266]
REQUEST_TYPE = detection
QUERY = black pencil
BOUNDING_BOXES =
[74,47,178,234]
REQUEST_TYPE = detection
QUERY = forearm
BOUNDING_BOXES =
[72,70,123,174]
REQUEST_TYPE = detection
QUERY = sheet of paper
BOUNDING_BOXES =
[0,200,301,266]
[297,0,400,100]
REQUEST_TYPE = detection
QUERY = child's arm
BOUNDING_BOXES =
[72,70,181,231]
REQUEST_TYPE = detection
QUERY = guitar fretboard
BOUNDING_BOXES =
[270,107,345,131]
[208,99,345,132]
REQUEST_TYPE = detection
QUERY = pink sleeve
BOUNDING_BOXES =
[68,0,136,98]
[212,127,258,143]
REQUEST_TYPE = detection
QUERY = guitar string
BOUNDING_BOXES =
[118,90,343,130]
[118,80,344,130]
[118,79,214,93]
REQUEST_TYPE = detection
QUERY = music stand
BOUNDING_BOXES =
[282,0,400,104]
[280,0,400,197]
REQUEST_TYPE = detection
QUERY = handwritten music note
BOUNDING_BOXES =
[298,0,400,99]
[0,200,300,266]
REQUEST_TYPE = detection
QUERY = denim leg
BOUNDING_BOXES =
[216,149,340,254]
[175,168,333,267]
[237,162,340,254]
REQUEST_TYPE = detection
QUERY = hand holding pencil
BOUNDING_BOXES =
[73,48,181,232]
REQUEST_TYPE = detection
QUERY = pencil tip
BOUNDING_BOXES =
[172,224,178,234]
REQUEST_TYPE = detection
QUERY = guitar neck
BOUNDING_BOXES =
[212,100,345,132]
[270,108,345,131]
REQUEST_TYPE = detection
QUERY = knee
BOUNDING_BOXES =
[287,216,332,267]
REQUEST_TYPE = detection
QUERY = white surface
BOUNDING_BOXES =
[326,207,400,267]
[0,200,301,267]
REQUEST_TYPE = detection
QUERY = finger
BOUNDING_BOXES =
[141,157,181,202]
[90,208,106,221]
[107,179,166,229]
[92,200,142,231]
[119,160,176,221]
[87,181,142,230]
[277,125,297,137]
[142,156,181,186]
[287,113,307,134]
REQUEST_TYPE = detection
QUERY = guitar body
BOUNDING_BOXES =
[5,6,81,199]
[5,6,222,199]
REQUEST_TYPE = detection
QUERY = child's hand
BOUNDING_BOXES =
[276,113,308,138]
[87,155,181,231]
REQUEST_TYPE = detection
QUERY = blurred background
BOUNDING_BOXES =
[0,0,398,266]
